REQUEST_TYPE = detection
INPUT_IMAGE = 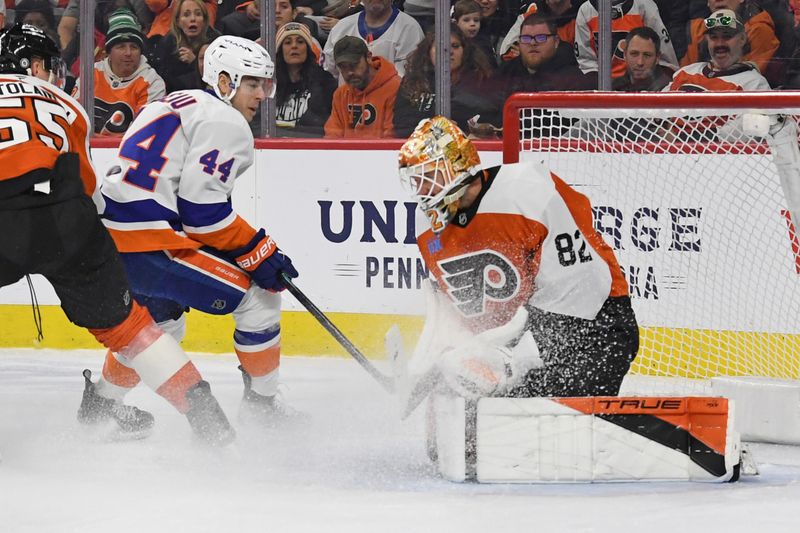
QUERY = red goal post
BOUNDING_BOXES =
[501,91,800,393]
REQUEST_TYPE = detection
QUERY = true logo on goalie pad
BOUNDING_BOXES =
[437,251,520,316]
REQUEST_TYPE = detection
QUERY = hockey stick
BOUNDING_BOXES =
[280,273,395,393]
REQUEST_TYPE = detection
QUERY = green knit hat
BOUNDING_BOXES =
[105,8,144,52]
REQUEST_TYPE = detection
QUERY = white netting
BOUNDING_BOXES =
[510,97,800,394]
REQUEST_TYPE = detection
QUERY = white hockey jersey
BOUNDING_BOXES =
[100,89,258,253]
[665,61,771,91]
[323,7,424,80]
[415,161,629,333]
[575,0,678,77]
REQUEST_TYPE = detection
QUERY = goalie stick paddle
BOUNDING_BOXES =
[280,273,395,393]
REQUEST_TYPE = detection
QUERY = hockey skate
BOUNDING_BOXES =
[238,365,306,427]
[77,369,155,438]
[184,380,236,447]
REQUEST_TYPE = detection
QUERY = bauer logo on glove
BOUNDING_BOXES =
[229,229,298,292]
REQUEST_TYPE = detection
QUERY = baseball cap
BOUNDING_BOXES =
[704,9,744,35]
[105,8,145,52]
[333,36,368,65]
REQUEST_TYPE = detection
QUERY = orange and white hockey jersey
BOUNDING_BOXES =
[0,73,98,200]
[666,61,771,91]
[575,0,678,78]
[415,161,629,334]
[100,89,258,254]
[74,57,166,136]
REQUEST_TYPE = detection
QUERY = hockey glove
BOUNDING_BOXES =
[230,229,298,292]
[439,340,513,399]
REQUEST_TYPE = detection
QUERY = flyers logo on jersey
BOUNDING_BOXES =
[438,251,520,316]
[347,103,376,128]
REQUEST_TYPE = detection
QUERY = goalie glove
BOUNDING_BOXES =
[229,229,298,292]
[439,340,513,399]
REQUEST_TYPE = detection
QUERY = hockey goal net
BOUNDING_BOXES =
[503,92,800,394]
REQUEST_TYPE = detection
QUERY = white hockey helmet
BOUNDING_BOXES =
[203,35,275,102]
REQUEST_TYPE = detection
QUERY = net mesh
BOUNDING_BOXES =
[510,99,800,394]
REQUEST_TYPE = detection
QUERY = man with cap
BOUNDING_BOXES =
[322,0,424,79]
[666,8,770,91]
[679,0,795,87]
[73,8,166,136]
[324,35,400,138]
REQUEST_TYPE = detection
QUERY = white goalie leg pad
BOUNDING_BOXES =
[712,376,800,444]
[432,394,741,483]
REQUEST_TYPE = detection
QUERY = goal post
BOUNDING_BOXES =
[502,92,800,407]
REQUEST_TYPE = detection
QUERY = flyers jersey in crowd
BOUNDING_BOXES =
[73,57,166,136]
[101,89,258,253]
[0,73,97,199]
[575,0,678,78]
[666,62,771,91]
[415,161,629,333]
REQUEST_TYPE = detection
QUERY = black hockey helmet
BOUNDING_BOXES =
[0,23,65,86]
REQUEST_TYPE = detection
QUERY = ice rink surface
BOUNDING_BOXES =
[1,349,799,533]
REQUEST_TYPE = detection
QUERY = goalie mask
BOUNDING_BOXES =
[0,24,66,89]
[203,35,275,103]
[398,116,481,233]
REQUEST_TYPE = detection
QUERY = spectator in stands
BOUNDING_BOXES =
[680,0,796,88]
[499,12,595,94]
[217,0,262,40]
[275,22,337,137]
[152,0,220,92]
[74,8,166,136]
[473,0,519,61]
[394,24,500,138]
[324,35,400,138]
[613,26,673,91]
[322,0,424,79]
[145,0,217,39]
[215,0,325,41]
[60,0,142,93]
[498,0,580,63]
[574,0,678,79]
[13,0,59,44]
[667,8,771,90]
[453,0,498,66]
[0,3,5,29]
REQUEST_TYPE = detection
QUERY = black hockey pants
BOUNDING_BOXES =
[510,296,640,398]
[0,153,132,330]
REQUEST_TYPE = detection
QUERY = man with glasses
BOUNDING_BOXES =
[499,12,594,94]
[667,8,770,91]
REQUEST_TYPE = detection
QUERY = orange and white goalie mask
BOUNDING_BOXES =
[398,116,481,233]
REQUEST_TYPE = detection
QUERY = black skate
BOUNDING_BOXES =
[184,380,236,446]
[238,365,306,427]
[77,369,155,437]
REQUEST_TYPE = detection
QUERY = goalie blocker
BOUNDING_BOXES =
[430,394,741,483]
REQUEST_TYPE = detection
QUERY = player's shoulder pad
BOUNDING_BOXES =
[480,160,556,218]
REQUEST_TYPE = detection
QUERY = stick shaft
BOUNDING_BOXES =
[281,274,394,392]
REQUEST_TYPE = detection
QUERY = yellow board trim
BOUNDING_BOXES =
[2,305,799,380]
[0,305,422,358]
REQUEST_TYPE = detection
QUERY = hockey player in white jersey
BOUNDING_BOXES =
[83,35,300,430]
[397,116,639,400]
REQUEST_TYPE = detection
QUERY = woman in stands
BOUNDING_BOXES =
[152,0,220,92]
[393,24,501,138]
[275,22,337,137]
